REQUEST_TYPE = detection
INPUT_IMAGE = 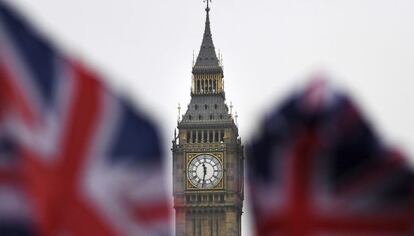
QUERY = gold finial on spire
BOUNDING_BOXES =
[203,0,211,11]
[177,103,182,122]
[192,50,195,67]
[218,49,221,65]
[235,112,239,126]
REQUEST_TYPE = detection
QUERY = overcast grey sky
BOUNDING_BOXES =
[6,0,414,235]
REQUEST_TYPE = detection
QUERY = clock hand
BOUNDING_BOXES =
[202,163,207,187]
[202,163,207,176]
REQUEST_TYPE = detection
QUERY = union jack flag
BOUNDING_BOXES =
[0,2,170,235]
[247,80,414,236]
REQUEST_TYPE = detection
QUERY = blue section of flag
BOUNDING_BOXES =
[0,1,57,105]
[109,100,162,164]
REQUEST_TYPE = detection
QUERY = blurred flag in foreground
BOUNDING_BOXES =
[0,2,170,235]
[248,79,414,235]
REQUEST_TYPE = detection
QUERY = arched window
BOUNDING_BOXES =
[213,80,217,93]
[195,104,198,110]
[197,131,202,143]
[205,104,208,110]
[199,115,202,120]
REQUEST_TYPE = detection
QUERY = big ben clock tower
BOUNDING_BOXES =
[172,2,244,236]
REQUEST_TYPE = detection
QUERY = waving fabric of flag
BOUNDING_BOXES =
[247,80,414,236]
[0,2,170,236]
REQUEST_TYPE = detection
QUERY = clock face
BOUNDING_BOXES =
[187,154,223,189]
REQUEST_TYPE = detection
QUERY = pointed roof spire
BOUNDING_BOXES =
[193,1,222,74]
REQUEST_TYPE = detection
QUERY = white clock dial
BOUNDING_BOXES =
[187,154,223,189]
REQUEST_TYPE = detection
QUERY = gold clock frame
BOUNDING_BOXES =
[186,152,224,191]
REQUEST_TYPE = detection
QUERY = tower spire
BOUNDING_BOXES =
[193,0,221,74]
